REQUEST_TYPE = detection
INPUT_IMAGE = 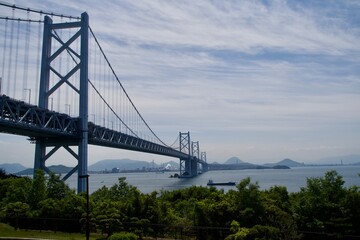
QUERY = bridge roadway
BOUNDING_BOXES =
[0,95,206,164]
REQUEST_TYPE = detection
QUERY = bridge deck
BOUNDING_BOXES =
[0,95,207,163]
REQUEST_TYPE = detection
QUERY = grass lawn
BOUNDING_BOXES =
[0,223,100,240]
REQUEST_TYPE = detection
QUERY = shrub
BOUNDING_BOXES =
[108,231,138,240]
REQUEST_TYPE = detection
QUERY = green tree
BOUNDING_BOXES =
[229,177,265,227]
[38,198,61,219]
[3,202,30,230]
[109,177,139,201]
[108,232,138,240]
[226,220,281,240]
[59,192,86,220]
[342,185,360,236]
[0,168,7,179]
[263,186,300,240]
[46,172,73,199]
[291,170,352,237]
[92,177,139,203]
[0,177,31,204]
[28,169,47,210]
[93,200,122,237]
[264,186,290,211]
[225,220,250,240]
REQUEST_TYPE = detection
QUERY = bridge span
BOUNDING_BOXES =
[0,5,208,192]
[0,93,207,191]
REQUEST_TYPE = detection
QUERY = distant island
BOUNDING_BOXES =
[1,154,359,175]
[208,157,292,171]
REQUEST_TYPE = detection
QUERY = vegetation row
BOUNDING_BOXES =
[0,168,359,240]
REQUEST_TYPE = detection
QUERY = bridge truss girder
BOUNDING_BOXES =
[89,123,188,159]
[0,95,78,137]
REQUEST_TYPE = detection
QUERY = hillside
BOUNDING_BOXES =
[0,163,27,174]
[16,165,74,175]
[207,156,294,170]
[224,156,245,164]
[89,159,150,171]
[264,158,304,168]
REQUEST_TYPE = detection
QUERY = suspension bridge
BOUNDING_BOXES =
[0,3,208,192]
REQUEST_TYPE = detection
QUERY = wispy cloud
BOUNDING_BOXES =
[1,0,359,164]
[81,1,360,54]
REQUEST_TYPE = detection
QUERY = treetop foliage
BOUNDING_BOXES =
[0,168,359,239]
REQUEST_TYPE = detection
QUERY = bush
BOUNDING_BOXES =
[108,232,138,240]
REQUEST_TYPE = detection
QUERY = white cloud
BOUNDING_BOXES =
[80,0,360,55]
[0,0,359,165]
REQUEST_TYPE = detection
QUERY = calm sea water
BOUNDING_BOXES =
[67,165,360,194]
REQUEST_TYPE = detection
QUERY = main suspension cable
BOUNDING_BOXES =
[89,26,169,147]
[0,1,80,20]
[88,78,137,137]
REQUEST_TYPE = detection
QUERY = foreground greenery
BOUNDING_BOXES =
[0,222,98,240]
[0,168,359,239]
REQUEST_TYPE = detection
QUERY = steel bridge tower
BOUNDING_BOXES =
[34,12,89,193]
[179,132,198,177]
[179,132,190,176]
[192,141,200,174]
[200,151,208,172]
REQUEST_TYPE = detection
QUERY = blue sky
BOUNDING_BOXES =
[0,0,359,167]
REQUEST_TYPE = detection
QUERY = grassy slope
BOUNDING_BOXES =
[0,223,98,240]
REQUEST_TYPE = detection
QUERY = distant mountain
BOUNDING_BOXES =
[208,160,290,171]
[224,157,245,164]
[10,159,180,175]
[47,165,74,174]
[0,163,27,174]
[311,154,360,165]
[264,158,304,168]
[89,159,152,171]
[89,159,179,171]
[16,165,74,175]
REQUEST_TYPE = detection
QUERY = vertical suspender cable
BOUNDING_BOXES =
[106,67,110,128]
[102,52,105,126]
[22,11,31,102]
[91,34,96,123]
[103,64,107,127]
[6,8,15,95]
[108,67,111,128]
[74,31,79,115]
[53,33,60,112]
[74,24,80,116]
[53,31,60,112]
[65,27,70,110]
[93,35,98,123]
[12,19,20,98]
[59,31,64,113]
[114,69,118,130]
[1,19,9,95]
[35,13,42,105]
[89,27,168,146]
[96,41,101,124]
[112,67,116,129]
